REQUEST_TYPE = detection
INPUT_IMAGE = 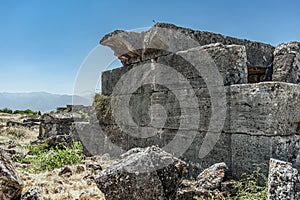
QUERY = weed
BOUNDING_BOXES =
[234,164,268,200]
[15,141,84,172]
[93,93,111,122]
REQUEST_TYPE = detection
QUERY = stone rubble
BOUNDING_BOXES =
[95,146,186,200]
[175,162,229,200]
[195,162,228,190]
[21,187,44,200]
[0,149,23,200]
[267,158,299,200]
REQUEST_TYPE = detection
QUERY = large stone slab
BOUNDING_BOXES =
[100,22,274,68]
[102,43,247,96]
[227,82,300,136]
[231,134,300,179]
[273,42,300,83]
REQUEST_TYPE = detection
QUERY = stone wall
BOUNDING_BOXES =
[99,23,300,179]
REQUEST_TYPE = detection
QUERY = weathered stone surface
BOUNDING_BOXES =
[228,82,300,177]
[268,158,298,200]
[227,82,300,136]
[46,134,75,148]
[231,134,300,179]
[86,160,102,171]
[183,131,232,176]
[22,187,44,200]
[175,180,211,200]
[273,42,300,83]
[196,162,228,190]
[0,149,23,200]
[38,112,82,139]
[72,122,125,157]
[175,163,229,200]
[102,43,247,96]
[99,82,300,178]
[39,112,97,156]
[98,23,300,181]
[58,166,73,177]
[100,22,274,68]
[95,146,186,200]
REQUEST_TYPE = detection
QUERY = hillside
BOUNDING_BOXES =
[0,92,91,112]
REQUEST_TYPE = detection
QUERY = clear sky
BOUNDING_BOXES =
[1,0,300,94]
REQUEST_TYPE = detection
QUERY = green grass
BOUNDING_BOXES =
[14,141,84,172]
[234,164,268,200]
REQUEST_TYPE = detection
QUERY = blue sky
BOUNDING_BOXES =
[1,0,300,94]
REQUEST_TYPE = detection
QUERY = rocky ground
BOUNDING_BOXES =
[0,113,113,200]
[1,112,295,200]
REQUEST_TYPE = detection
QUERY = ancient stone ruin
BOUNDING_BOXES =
[36,23,300,199]
[99,23,300,181]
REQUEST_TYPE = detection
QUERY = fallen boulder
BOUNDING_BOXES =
[0,149,23,200]
[95,146,186,200]
[268,158,299,200]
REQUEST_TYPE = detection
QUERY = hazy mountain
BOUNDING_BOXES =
[0,92,92,112]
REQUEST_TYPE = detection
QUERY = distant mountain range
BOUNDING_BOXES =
[0,92,92,112]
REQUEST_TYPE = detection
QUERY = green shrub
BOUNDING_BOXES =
[15,142,84,172]
[93,93,111,122]
[13,109,37,115]
[234,164,268,200]
[0,108,13,114]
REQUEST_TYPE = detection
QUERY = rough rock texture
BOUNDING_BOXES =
[0,149,23,200]
[97,24,300,180]
[102,43,248,95]
[38,113,82,139]
[100,79,300,178]
[175,163,229,199]
[268,158,298,200]
[95,146,186,200]
[273,42,300,83]
[46,134,75,148]
[100,22,274,68]
[38,112,96,156]
[196,162,228,190]
[228,82,300,136]
[22,187,44,200]
[175,180,211,200]
[58,166,73,177]
[227,82,300,178]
